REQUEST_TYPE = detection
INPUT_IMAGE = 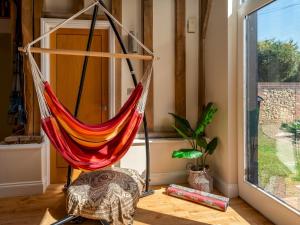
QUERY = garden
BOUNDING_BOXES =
[257,39,300,210]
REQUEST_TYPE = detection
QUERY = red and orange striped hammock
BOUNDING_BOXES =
[27,51,152,171]
[42,81,145,171]
[24,1,154,171]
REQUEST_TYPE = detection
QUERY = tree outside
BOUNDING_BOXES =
[258,39,300,82]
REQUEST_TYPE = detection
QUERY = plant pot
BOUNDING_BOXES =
[188,169,213,192]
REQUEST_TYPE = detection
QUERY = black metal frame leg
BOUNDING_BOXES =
[51,215,80,225]
[98,0,152,194]
[56,4,99,224]
[99,220,110,225]
[65,3,99,189]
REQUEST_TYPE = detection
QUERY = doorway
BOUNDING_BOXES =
[40,19,115,184]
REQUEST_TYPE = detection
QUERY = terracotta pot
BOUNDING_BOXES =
[187,169,213,192]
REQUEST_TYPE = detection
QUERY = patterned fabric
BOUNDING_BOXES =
[67,168,144,225]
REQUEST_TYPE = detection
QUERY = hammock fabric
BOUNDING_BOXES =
[43,82,143,149]
[42,82,144,171]
[25,1,154,171]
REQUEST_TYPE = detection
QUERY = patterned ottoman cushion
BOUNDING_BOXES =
[66,168,145,225]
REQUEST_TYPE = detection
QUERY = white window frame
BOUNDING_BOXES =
[237,0,300,224]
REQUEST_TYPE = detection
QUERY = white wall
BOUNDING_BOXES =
[122,0,199,131]
[0,144,47,197]
[121,139,192,185]
[121,0,143,105]
[120,0,200,184]
[152,0,175,131]
[186,0,199,128]
[205,0,238,197]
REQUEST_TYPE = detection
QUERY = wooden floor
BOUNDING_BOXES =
[0,185,273,225]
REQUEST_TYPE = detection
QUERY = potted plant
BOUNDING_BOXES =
[169,103,218,192]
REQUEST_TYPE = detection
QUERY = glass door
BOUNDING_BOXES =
[238,0,300,224]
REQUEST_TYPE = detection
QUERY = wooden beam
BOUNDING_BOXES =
[72,0,84,13]
[111,0,122,111]
[22,0,34,135]
[43,0,109,21]
[175,0,186,118]
[201,0,212,39]
[142,0,154,131]
[18,47,154,61]
[42,11,108,21]
[21,0,43,136]
[33,0,43,135]
[198,0,212,117]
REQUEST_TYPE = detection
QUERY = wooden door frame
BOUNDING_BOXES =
[40,18,115,186]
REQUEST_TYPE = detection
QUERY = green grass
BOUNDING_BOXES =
[293,161,300,181]
[258,129,291,187]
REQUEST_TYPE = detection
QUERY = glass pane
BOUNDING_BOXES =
[246,0,300,211]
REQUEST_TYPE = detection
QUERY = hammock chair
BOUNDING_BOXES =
[21,0,155,172]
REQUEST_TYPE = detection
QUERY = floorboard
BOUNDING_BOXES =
[0,185,273,225]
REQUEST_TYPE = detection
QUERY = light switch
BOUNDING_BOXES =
[188,17,197,33]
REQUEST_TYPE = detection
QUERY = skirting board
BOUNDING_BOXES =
[0,180,46,198]
[213,176,239,198]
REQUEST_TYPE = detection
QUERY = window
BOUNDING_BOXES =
[245,0,300,212]
[238,0,300,223]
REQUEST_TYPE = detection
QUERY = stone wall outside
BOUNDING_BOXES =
[258,83,300,124]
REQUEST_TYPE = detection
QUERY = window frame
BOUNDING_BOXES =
[237,0,300,224]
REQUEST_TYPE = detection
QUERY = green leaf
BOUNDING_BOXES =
[280,120,300,134]
[169,113,193,136]
[172,149,203,159]
[171,125,189,140]
[206,137,218,155]
[195,103,218,135]
[196,136,207,149]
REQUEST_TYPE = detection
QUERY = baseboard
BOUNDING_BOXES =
[0,180,45,198]
[213,176,239,198]
[150,171,188,185]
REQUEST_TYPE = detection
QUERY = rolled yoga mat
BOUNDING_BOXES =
[166,184,230,211]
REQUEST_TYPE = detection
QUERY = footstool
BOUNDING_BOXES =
[66,168,145,225]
